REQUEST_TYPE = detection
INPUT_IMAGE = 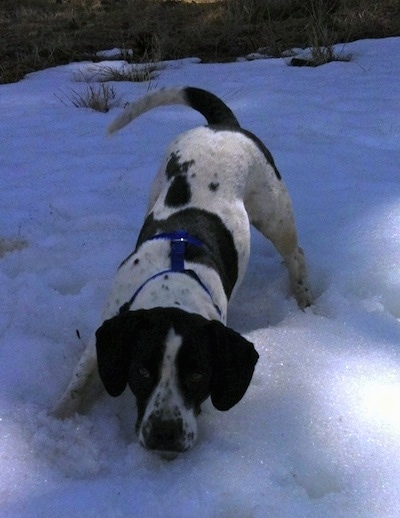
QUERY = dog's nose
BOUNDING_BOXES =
[145,417,185,452]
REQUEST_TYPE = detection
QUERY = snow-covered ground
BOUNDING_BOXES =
[1,37,400,517]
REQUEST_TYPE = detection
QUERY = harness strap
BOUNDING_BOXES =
[119,231,222,317]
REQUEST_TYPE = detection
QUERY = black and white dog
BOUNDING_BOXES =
[53,87,312,454]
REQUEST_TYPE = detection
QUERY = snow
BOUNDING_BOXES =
[1,37,400,517]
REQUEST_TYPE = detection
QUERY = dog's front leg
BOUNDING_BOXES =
[51,338,102,419]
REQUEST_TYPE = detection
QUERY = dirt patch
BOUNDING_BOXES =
[1,0,399,83]
[0,238,28,258]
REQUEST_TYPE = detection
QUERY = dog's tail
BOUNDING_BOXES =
[108,87,240,135]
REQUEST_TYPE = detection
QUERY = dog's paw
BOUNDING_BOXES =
[294,280,313,310]
[50,393,80,420]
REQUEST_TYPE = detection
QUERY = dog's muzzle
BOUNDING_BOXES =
[139,414,196,454]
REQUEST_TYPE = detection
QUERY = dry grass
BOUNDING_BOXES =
[85,63,163,83]
[56,82,120,112]
[1,0,399,83]
[54,61,162,112]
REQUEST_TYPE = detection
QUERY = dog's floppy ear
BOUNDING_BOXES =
[208,321,259,411]
[95,313,137,397]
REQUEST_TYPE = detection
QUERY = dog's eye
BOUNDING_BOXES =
[138,367,151,379]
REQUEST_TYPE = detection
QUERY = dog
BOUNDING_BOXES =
[53,87,312,454]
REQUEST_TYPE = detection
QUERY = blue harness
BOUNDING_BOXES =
[119,230,222,317]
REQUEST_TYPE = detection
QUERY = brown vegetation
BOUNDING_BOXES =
[1,0,399,83]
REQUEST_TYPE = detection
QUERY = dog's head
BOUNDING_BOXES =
[95,307,258,453]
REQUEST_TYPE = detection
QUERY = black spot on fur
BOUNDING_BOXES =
[135,209,238,299]
[208,182,219,192]
[166,152,195,180]
[209,125,282,180]
[165,176,192,207]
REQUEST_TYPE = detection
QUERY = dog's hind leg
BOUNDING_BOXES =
[281,244,312,309]
[51,339,102,419]
[245,165,313,309]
